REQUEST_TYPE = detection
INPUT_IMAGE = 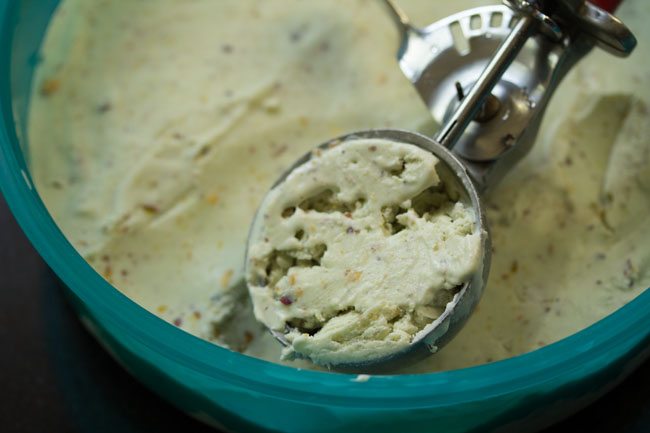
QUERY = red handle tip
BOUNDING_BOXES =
[589,0,623,13]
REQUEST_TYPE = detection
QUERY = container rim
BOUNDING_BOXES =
[0,0,648,409]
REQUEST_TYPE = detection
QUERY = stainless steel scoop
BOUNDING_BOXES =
[245,0,637,372]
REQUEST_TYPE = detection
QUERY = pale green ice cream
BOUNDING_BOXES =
[246,138,481,366]
[28,0,650,372]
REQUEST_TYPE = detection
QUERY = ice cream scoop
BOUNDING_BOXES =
[244,0,636,371]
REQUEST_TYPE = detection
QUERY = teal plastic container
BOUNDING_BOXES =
[1,2,649,432]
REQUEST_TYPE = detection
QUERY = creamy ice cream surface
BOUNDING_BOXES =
[246,138,481,365]
[27,0,650,373]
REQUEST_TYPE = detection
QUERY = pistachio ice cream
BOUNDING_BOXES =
[28,0,650,373]
[246,138,481,365]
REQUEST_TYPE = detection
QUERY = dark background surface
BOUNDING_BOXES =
[1,194,649,433]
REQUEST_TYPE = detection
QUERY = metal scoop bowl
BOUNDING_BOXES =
[245,129,489,372]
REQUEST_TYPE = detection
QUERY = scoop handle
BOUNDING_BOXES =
[590,0,622,12]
